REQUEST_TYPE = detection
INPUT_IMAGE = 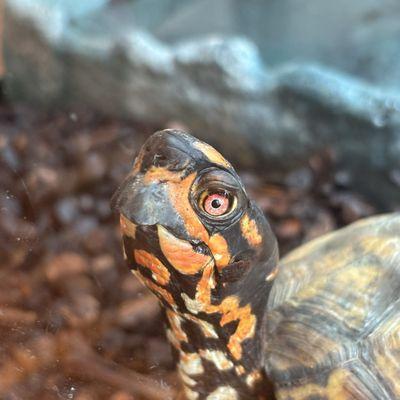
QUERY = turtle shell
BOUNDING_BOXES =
[265,213,400,400]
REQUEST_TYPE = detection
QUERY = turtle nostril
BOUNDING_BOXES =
[153,153,168,167]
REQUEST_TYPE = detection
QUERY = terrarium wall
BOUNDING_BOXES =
[4,0,400,207]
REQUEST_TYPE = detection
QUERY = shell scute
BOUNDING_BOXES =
[266,213,400,400]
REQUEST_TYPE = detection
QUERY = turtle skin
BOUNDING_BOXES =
[265,213,400,400]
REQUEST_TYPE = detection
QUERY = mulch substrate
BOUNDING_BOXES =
[0,103,389,399]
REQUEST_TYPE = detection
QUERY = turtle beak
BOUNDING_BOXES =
[111,129,193,227]
[110,174,143,221]
[110,173,192,240]
[111,173,165,225]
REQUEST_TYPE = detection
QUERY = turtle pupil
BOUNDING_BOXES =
[211,199,221,209]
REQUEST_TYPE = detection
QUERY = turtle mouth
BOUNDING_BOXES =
[119,216,215,275]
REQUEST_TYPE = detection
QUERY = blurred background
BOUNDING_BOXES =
[1,1,399,399]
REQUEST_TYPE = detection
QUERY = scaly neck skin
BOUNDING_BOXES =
[164,258,277,400]
[166,310,270,400]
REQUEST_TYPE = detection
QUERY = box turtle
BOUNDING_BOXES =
[111,130,400,400]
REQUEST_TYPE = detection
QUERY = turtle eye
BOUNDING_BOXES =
[192,169,244,223]
[201,191,236,217]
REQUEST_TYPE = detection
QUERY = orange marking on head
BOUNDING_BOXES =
[193,141,231,169]
[158,225,212,275]
[240,214,262,247]
[134,249,170,286]
[129,148,145,176]
[142,166,185,184]
[133,271,175,306]
[120,214,137,239]
[208,233,231,270]
[167,173,209,242]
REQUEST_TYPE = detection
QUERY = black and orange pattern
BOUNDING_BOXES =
[112,130,278,399]
[112,130,400,400]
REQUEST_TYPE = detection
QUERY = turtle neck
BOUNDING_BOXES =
[161,253,278,400]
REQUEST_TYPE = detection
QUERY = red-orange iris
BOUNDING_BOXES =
[203,193,230,216]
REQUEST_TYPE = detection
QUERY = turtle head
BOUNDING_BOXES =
[112,130,278,397]
[111,129,278,313]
